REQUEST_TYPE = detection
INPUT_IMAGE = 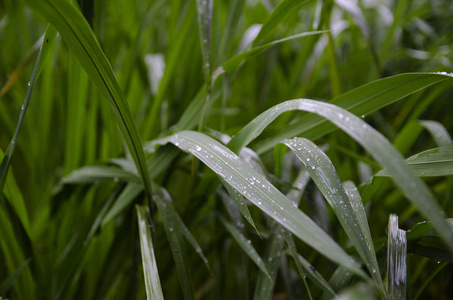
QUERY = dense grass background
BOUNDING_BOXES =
[1,0,453,299]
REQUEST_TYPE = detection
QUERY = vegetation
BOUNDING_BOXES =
[1,0,452,299]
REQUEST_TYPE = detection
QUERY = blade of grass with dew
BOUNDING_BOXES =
[226,98,453,251]
[282,138,384,292]
[0,31,43,192]
[254,167,312,299]
[136,205,164,300]
[252,0,310,47]
[24,0,152,201]
[375,147,453,177]
[218,215,272,281]
[145,131,366,278]
[418,120,453,147]
[221,179,259,233]
[222,31,328,75]
[251,73,453,154]
[387,215,407,300]
[152,184,195,300]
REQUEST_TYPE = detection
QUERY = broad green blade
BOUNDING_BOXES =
[145,131,366,278]
[387,215,407,300]
[62,166,140,184]
[219,215,272,280]
[418,120,453,147]
[102,183,142,226]
[222,31,327,75]
[227,98,453,251]
[252,0,310,46]
[375,147,453,177]
[24,0,152,201]
[136,205,164,300]
[152,185,195,300]
[283,138,383,290]
[250,73,453,154]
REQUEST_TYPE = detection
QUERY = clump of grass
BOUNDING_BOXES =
[1,0,452,299]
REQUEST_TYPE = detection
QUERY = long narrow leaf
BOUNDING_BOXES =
[136,205,164,300]
[283,138,383,291]
[226,98,453,251]
[251,73,453,154]
[24,0,152,201]
[145,131,366,278]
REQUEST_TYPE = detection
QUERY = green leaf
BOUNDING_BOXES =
[252,0,310,46]
[226,98,453,251]
[219,215,272,280]
[283,138,383,290]
[62,166,140,184]
[136,205,164,300]
[250,73,453,154]
[24,0,152,202]
[419,120,453,147]
[152,184,195,300]
[222,31,327,75]
[145,131,366,278]
[375,147,453,177]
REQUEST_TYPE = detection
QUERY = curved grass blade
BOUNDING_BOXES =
[222,31,327,75]
[251,73,453,154]
[227,99,453,251]
[145,131,366,278]
[283,138,383,291]
[387,215,407,300]
[152,184,195,300]
[418,120,453,147]
[0,258,31,295]
[62,166,140,184]
[24,0,152,201]
[375,147,453,177]
[252,0,310,46]
[136,205,164,300]
[219,215,271,281]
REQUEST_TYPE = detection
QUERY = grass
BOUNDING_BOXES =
[1,0,453,299]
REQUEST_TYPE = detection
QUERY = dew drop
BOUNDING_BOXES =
[258,201,262,205]
[247,240,251,244]
[113,177,119,182]
[169,227,174,232]
[311,166,316,170]
[196,146,201,151]
[27,82,31,87]
[21,105,25,110]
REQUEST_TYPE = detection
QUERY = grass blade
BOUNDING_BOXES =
[252,73,453,154]
[387,215,407,300]
[219,215,271,280]
[24,0,152,201]
[222,31,327,75]
[418,120,453,147]
[376,147,453,177]
[62,166,140,184]
[227,98,453,251]
[283,138,383,291]
[152,184,195,300]
[136,205,164,300]
[146,131,366,278]
[252,0,310,46]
